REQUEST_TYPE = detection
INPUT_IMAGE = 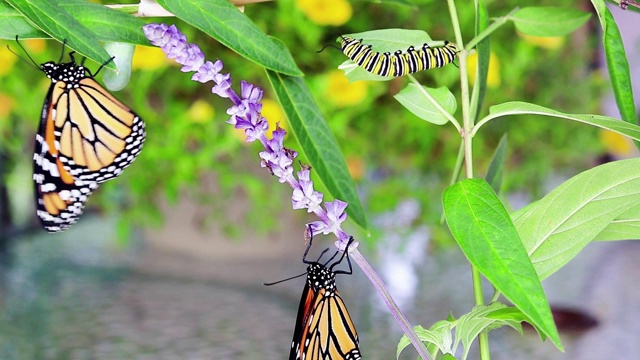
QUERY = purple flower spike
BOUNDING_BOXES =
[143,22,355,248]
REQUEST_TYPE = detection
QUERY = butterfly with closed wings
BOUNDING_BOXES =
[14,37,145,232]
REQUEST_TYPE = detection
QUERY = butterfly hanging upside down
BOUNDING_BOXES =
[266,228,362,360]
[16,37,146,232]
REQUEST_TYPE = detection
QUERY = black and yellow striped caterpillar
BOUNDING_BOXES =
[339,35,458,77]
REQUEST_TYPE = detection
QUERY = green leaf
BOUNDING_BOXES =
[512,158,640,279]
[0,1,46,38]
[155,0,302,76]
[594,204,640,241]
[397,322,454,359]
[470,0,490,122]
[442,178,561,349]
[58,0,148,45]
[511,6,591,36]
[594,2,638,143]
[482,101,640,141]
[265,70,367,230]
[455,303,524,360]
[5,0,114,68]
[393,84,456,125]
[484,134,507,195]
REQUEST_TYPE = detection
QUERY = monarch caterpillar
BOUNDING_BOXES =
[265,230,361,360]
[340,35,458,77]
[15,38,146,232]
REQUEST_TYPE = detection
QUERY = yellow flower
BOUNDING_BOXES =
[296,0,352,26]
[0,43,17,77]
[517,31,565,50]
[187,99,215,123]
[346,156,365,181]
[466,51,501,88]
[325,70,369,107]
[599,129,635,158]
[23,39,46,53]
[261,98,288,136]
[132,46,172,70]
[0,93,15,119]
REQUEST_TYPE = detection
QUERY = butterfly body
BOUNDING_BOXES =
[30,48,145,232]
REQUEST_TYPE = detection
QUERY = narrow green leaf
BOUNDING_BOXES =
[155,0,302,76]
[512,158,640,279]
[599,5,638,140]
[470,0,490,122]
[0,1,46,38]
[397,322,454,359]
[5,0,113,68]
[484,134,507,195]
[265,70,367,230]
[511,7,591,36]
[594,204,640,241]
[483,101,640,141]
[443,178,561,349]
[393,84,456,125]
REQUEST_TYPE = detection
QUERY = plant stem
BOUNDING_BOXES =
[465,7,520,50]
[351,249,431,360]
[448,0,491,359]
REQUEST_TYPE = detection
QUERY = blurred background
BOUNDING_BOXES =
[1,0,639,359]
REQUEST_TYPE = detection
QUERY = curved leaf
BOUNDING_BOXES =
[481,101,640,141]
[394,84,456,125]
[265,70,367,230]
[155,0,302,76]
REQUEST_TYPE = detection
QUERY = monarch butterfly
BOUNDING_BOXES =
[340,35,458,77]
[15,38,146,232]
[266,230,361,360]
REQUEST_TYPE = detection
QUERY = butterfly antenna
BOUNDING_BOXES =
[263,272,307,286]
[10,36,40,71]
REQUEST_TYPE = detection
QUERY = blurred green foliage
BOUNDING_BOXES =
[0,0,607,240]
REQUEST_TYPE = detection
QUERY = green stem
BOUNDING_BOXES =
[465,8,520,51]
[449,1,491,359]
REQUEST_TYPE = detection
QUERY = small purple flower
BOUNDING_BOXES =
[291,170,323,211]
[177,43,205,72]
[192,60,223,83]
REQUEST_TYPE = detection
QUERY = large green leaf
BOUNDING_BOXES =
[512,158,640,279]
[479,101,640,141]
[155,0,302,76]
[511,6,591,36]
[265,70,367,230]
[442,178,561,349]
[5,0,113,68]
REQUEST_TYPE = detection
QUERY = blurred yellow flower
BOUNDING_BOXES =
[23,39,46,53]
[297,0,352,26]
[187,99,215,123]
[466,51,501,88]
[599,129,635,158]
[517,31,565,50]
[0,93,15,119]
[261,98,288,136]
[0,43,18,77]
[325,70,369,107]
[132,46,172,70]
[346,155,365,181]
